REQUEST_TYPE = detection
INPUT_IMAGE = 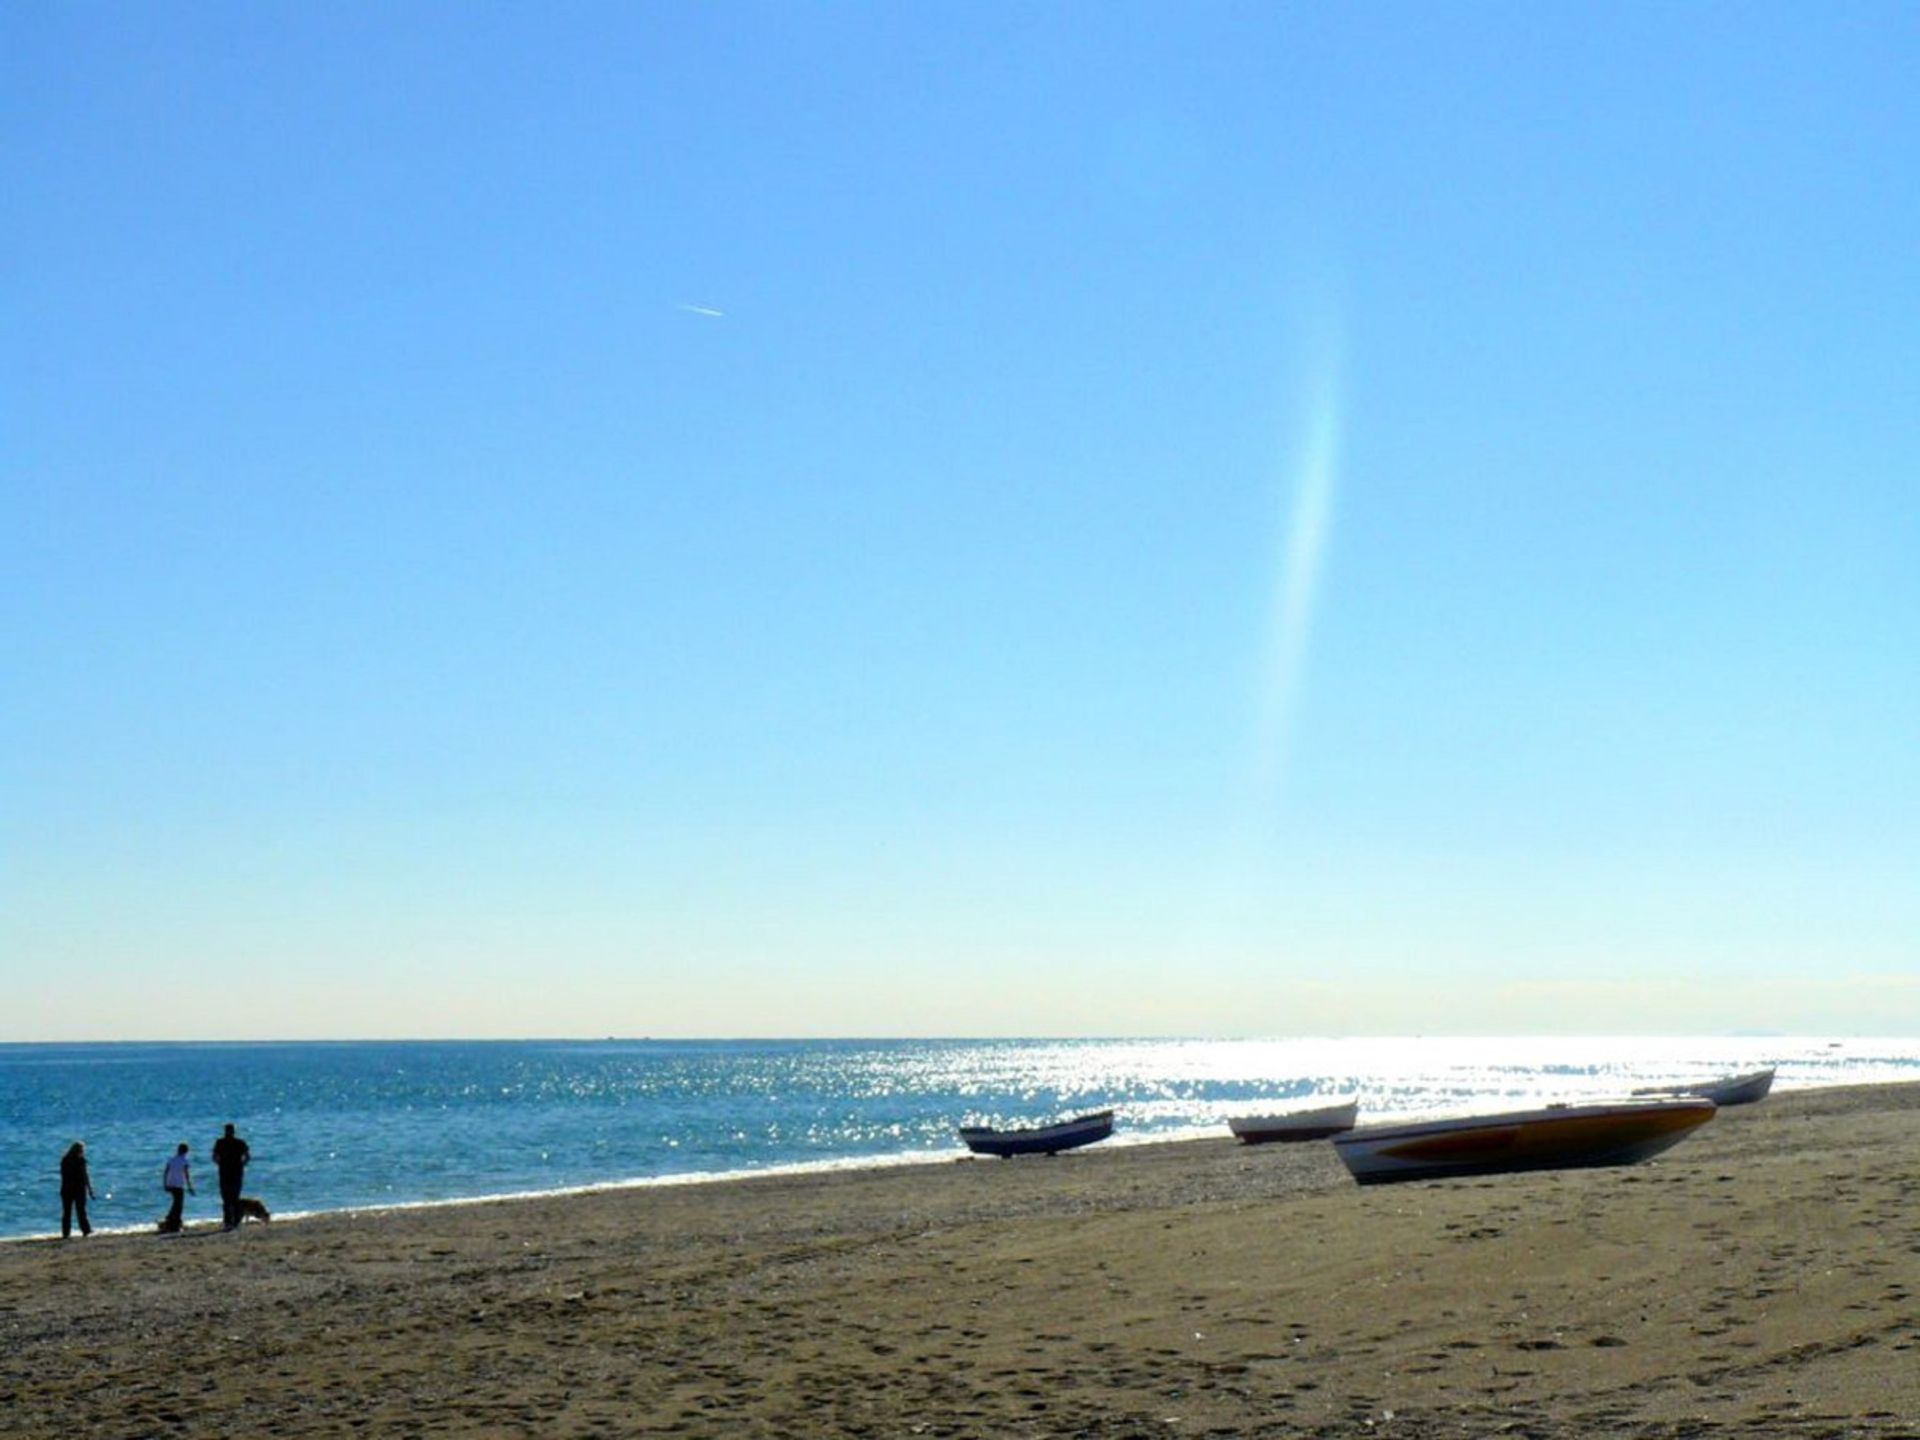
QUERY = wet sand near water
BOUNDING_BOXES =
[2,1082,1915,1437]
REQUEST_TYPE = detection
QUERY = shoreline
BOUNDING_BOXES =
[1,1125,1238,1247]
[2,1073,1901,1249]
[3,1081,1915,1436]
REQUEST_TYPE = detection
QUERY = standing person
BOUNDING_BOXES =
[159,1143,194,1233]
[59,1142,95,1239]
[211,1123,250,1231]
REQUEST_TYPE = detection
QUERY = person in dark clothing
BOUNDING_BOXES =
[211,1124,250,1230]
[60,1142,95,1239]
[159,1143,194,1233]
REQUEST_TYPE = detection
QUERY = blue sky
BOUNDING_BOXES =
[5,4,1916,1038]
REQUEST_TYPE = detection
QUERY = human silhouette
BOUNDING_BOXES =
[59,1142,95,1239]
[211,1124,250,1231]
[159,1143,194,1233]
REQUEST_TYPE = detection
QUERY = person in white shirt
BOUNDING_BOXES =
[160,1143,194,1233]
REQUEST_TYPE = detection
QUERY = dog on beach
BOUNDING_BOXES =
[157,1197,272,1232]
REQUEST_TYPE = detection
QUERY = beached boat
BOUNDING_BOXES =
[958,1110,1115,1158]
[1632,1067,1775,1107]
[1331,1098,1716,1186]
[1227,1099,1359,1144]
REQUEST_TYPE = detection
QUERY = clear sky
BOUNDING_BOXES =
[5,4,1916,1039]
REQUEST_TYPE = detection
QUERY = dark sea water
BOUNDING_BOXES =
[5,1035,1916,1240]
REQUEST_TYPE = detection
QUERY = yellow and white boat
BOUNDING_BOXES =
[1331,1098,1716,1186]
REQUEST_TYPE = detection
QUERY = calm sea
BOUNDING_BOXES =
[5,1035,1916,1241]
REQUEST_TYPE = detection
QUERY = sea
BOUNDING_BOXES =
[5,1035,1917,1242]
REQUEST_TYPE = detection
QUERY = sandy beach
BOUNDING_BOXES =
[2,1082,1914,1438]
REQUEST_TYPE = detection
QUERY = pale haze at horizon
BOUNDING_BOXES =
[4,6,1915,1040]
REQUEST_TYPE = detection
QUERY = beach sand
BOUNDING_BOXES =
[2,1082,1914,1438]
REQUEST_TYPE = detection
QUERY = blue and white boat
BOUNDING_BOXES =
[959,1109,1115,1158]
[1633,1066,1775,1107]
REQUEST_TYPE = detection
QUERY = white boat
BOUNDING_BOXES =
[1227,1099,1359,1144]
[1331,1098,1717,1186]
[1632,1067,1774,1107]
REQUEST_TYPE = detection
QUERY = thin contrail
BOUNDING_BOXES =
[1254,344,1342,806]
[677,303,725,318]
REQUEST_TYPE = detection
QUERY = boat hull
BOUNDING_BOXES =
[1332,1100,1716,1186]
[1633,1068,1774,1107]
[959,1110,1115,1158]
[1228,1100,1358,1144]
